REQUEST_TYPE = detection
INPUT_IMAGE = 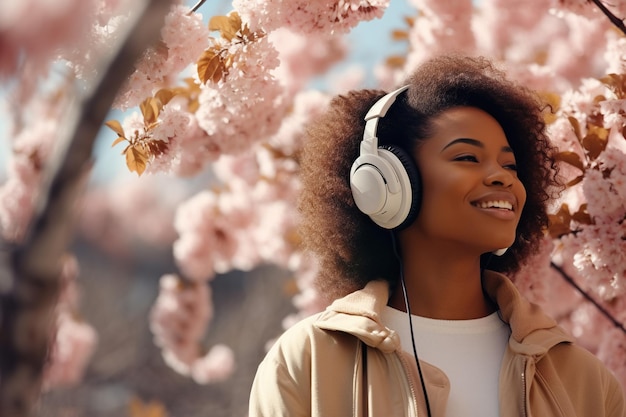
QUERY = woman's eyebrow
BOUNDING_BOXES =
[442,137,514,154]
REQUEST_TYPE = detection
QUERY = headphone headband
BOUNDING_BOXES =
[361,85,410,156]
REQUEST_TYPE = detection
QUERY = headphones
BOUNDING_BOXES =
[349,86,422,230]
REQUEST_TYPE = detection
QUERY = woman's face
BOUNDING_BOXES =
[410,106,527,254]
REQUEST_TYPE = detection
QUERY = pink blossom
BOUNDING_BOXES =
[267,89,331,156]
[78,176,182,256]
[599,99,626,131]
[567,303,612,351]
[269,28,347,94]
[190,344,236,384]
[234,0,389,35]
[149,274,213,375]
[404,0,475,71]
[549,0,602,19]
[196,36,288,155]
[114,5,210,110]
[173,189,261,281]
[570,222,626,300]
[605,32,626,75]
[582,168,625,222]
[42,311,98,391]
[597,326,626,389]
[150,116,222,177]
[0,0,94,78]
[511,236,556,305]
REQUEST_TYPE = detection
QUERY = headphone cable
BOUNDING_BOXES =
[390,231,433,417]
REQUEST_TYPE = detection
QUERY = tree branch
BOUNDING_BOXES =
[550,262,626,335]
[590,0,626,36]
[0,1,174,416]
[190,0,207,13]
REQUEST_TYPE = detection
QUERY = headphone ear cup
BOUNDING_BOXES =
[380,145,421,230]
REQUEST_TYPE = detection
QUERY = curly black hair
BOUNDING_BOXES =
[298,55,561,301]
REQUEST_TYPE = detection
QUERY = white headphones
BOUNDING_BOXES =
[349,86,421,230]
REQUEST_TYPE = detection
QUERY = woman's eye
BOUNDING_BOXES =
[504,163,518,171]
[454,155,478,162]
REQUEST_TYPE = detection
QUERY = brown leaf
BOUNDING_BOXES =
[197,48,228,84]
[128,396,167,417]
[599,73,626,98]
[566,174,584,187]
[140,97,161,127]
[548,217,573,238]
[582,133,608,159]
[391,30,408,41]
[209,12,242,41]
[587,124,609,140]
[105,120,125,137]
[125,144,148,176]
[555,151,584,172]
[572,204,592,225]
[568,116,582,142]
[147,139,169,156]
[111,136,127,148]
[154,89,176,107]
[548,204,573,238]
[385,55,405,69]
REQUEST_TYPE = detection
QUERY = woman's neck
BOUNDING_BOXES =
[387,253,496,320]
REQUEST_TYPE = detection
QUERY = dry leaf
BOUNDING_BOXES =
[154,88,176,107]
[568,116,582,142]
[111,136,127,147]
[128,396,167,417]
[140,97,161,127]
[105,120,125,137]
[125,144,148,176]
[582,133,608,159]
[555,151,585,172]
[571,204,592,225]
[197,47,229,84]
[209,12,242,41]
[391,30,408,41]
[548,203,573,238]
[385,55,405,69]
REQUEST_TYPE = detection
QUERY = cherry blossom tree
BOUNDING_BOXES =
[1,0,626,415]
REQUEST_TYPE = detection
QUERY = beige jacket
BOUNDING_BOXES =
[249,271,625,416]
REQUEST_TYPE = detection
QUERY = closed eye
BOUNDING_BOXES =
[454,155,478,162]
[504,163,518,171]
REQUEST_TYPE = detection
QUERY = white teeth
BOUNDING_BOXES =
[476,200,513,210]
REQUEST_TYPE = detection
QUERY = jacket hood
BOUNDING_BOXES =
[315,270,573,359]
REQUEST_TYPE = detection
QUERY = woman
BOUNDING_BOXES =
[248,55,625,417]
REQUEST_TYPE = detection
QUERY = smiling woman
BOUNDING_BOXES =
[248,54,626,417]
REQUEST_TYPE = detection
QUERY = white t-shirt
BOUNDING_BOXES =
[380,306,511,417]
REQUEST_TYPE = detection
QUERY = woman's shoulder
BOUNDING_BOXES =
[543,341,625,412]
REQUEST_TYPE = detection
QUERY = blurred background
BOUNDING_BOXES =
[0,1,418,416]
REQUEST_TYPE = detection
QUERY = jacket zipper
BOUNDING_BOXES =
[521,357,528,417]
[397,352,420,417]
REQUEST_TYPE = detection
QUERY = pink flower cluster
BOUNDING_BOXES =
[0,0,94,78]
[195,36,288,156]
[403,0,474,71]
[149,274,234,384]
[79,175,183,258]
[42,255,98,390]
[269,28,348,95]
[234,0,389,35]
[114,5,210,111]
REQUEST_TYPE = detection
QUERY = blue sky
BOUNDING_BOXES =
[1,0,416,181]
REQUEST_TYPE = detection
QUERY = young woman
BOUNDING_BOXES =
[248,55,626,417]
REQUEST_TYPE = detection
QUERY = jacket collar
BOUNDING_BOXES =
[315,270,573,357]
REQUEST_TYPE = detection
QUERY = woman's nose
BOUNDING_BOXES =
[484,166,514,187]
